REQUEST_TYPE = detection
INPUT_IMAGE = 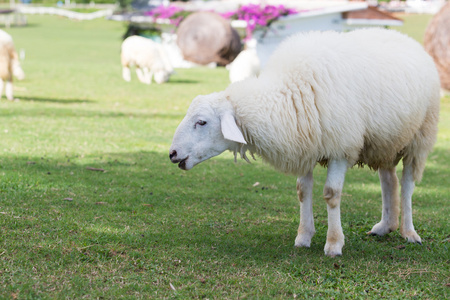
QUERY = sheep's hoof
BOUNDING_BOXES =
[324,239,344,257]
[294,233,313,248]
[401,230,422,245]
[368,221,397,236]
[324,243,343,257]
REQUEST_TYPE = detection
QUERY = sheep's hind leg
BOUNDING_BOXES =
[323,159,347,257]
[294,171,315,248]
[368,168,400,236]
[400,163,422,244]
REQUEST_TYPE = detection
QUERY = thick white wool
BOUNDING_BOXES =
[224,28,440,180]
[121,36,173,84]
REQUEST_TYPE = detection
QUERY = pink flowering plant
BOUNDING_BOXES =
[145,4,298,39]
[145,5,189,27]
[221,4,298,40]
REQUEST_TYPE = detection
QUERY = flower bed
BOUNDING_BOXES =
[221,4,297,39]
[145,4,298,40]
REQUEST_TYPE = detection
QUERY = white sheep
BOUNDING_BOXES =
[121,35,173,84]
[228,47,260,83]
[0,29,25,101]
[169,28,440,257]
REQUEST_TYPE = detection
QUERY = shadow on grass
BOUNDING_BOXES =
[0,150,448,299]
[0,148,448,264]
[0,105,186,120]
[168,78,200,84]
[11,23,41,29]
[18,96,95,104]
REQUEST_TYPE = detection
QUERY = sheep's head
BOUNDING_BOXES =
[154,70,171,84]
[12,60,24,81]
[154,59,173,84]
[169,92,246,170]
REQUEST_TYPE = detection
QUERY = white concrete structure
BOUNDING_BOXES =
[111,1,403,68]
[230,1,402,67]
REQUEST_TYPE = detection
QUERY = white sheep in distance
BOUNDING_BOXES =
[228,47,260,83]
[121,35,173,84]
[169,28,440,257]
[0,29,25,101]
[228,39,260,83]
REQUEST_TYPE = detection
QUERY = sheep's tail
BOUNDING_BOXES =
[403,95,440,183]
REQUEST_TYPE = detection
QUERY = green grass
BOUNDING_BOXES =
[393,13,433,43]
[0,14,448,299]
[67,8,105,13]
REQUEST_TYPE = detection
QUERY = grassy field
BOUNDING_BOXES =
[393,13,435,43]
[0,14,448,299]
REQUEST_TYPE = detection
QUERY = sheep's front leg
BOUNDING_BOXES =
[294,171,315,248]
[0,79,3,99]
[323,159,347,257]
[400,163,422,244]
[136,67,146,84]
[5,81,13,101]
[122,66,131,82]
[143,67,152,84]
[369,168,400,236]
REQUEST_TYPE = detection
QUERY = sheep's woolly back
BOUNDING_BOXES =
[0,29,13,44]
[121,36,173,73]
[225,28,440,180]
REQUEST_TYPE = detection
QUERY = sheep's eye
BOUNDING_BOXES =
[196,120,207,127]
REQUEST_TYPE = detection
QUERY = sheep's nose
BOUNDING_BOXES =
[169,150,177,162]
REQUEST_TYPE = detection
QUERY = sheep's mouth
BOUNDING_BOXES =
[178,156,189,170]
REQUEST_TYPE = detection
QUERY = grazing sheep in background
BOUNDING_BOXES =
[0,29,25,101]
[228,47,260,83]
[121,35,173,84]
[169,28,440,257]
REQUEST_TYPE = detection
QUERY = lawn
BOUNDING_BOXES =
[0,14,448,299]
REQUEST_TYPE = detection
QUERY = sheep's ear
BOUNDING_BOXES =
[221,113,247,144]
